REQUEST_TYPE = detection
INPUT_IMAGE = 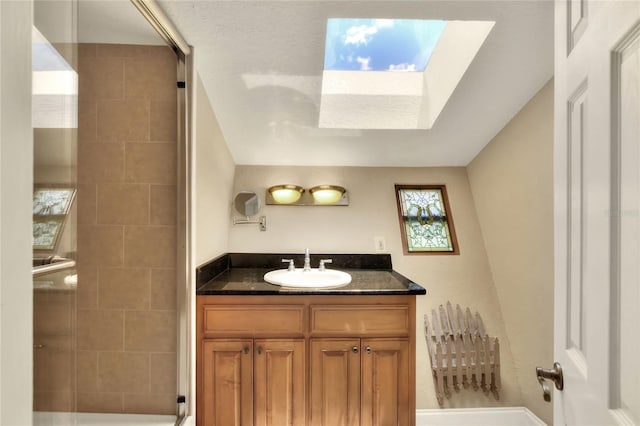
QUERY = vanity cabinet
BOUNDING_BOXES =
[197,295,416,426]
[201,338,305,426]
[201,339,252,425]
[309,338,410,426]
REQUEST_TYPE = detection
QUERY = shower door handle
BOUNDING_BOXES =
[32,258,75,277]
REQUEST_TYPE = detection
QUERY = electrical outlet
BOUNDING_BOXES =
[374,237,386,253]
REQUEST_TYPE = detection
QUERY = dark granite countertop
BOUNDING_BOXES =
[196,253,426,296]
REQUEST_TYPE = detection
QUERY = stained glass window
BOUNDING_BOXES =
[33,188,75,215]
[395,185,458,254]
[32,186,76,251]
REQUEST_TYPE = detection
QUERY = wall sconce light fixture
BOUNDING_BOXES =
[309,185,346,205]
[266,184,348,206]
[267,185,304,204]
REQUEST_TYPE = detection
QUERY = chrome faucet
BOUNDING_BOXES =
[303,248,311,271]
[318,259,332,271]
[281,258,295,271]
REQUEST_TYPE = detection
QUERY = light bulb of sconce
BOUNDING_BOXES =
[309,185,346,204]
[268,185,304,204]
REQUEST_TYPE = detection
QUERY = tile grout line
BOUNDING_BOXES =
[147,265,152,311]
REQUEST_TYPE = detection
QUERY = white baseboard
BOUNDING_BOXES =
[36,408,545,426]
[416,407,547,426]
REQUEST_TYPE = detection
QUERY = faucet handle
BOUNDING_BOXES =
[281,259,295,271]
[319,259,333,271]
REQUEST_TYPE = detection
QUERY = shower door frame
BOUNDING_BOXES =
[130,0,194,421]
[176,51,194,422]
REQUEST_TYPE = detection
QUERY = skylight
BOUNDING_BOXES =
[324,18,446,72]
[319,19,495,130]
[32,26,78,129]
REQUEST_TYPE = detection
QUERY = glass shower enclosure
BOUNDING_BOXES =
[32,0,79,423]
[31,1,191,424]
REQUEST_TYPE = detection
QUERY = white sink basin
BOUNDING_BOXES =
[264,268,352,288]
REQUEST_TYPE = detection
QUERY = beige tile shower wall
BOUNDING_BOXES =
[467,80,554,425]
[229,166,524,409]
[76,44,177,414]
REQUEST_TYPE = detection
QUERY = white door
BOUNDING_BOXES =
[553,0,640,425]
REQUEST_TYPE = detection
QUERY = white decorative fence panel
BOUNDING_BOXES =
[424,301,501,405]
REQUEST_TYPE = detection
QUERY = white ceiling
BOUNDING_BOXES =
[79,0,165,45]
[81,0,554,167]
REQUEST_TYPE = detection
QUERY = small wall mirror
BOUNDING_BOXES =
[234,191,261,218]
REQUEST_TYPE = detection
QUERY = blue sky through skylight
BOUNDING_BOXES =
[324,18,446,72]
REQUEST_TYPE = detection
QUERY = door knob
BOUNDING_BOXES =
[536,362,563,402]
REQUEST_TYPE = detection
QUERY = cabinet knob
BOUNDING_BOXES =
[365,346,372,354]
[257,346,263,355]
[352,346,359,354]
[243,347,249,355]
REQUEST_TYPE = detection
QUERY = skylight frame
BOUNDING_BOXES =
[318,19,496,130]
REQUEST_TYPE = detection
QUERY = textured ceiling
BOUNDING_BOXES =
[82,0,554,167]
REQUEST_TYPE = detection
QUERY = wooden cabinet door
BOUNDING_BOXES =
[253,339,305,426]
[309,339,361,426]
[202,339,253,426]
[360,338,410,426]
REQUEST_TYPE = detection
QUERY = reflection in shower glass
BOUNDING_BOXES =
[32,13,78,424]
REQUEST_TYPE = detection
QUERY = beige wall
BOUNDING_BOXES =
[0,0,34,423]
[75,44,178,414]
[194,75,235,266]
[467,79,554,424]
[229,166,524,409]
